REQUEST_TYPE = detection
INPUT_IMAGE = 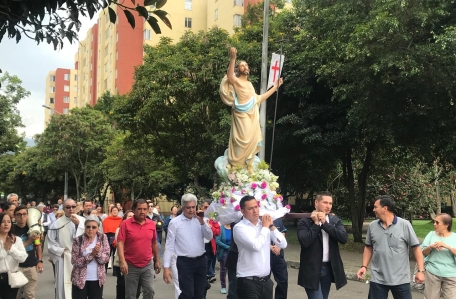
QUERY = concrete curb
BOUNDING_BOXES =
[285,259,423,294]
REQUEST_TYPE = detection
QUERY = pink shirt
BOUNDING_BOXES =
[117,217,157,267]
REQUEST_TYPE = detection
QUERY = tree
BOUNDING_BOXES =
[37,107,114,200]
[0,71,28,155]
[113,28,236,197]
[0,0,171,49]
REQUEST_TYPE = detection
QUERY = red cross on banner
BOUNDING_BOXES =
[267,53,285,89]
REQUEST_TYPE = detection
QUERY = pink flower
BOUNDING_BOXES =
[232,187,236,192]
[220,198,225,204]
[235,205,240,211]
[285,204,291,209]
[251,183,258,189]
[279,197,283,202]
[260,182,267,189]
[261,194,267,200]
[241,189,247,194]
[257,201,260,207]
[230,197,236,203]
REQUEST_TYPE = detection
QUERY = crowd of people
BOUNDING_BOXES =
[0,192,455,299]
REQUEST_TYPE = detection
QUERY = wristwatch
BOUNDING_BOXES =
[37,260,43,263]
[416,269,425,273]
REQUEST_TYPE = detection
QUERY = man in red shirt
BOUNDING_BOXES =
[117,199,161,299]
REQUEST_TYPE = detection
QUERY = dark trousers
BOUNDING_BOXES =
[219,252,228,288]
[205,243,216,277]
[271,254,288,299]
[72,281,103,299]
[227,267,238,299]
[304,264,333,299]
[368,282,412,299]
[236,277,273,299]
[177,255,207,299]
[0,272,19,299]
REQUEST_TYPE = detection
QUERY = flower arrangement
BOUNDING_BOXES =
[206,161,290,224]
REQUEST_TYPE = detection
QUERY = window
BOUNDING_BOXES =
[63,108,69,114]
[50,75,56,82]
[185,0,192,10]
[74,97,77,104]
[116,69,118,79]
[74,75,78,81]
[185,17,192,28]
[74,86,78,92]
[104,62,108,72]
[104,79,107,89]
[116,32,118,42]
[105,29,109,39]
[215,9,218,20]
[50,110,54,115]
[143,29,151,40]
[49,86,55,93]
[64,85,69,92]
[234,14,242,26]
[63,96,69,103]
[64,74,70,80]
[105,45,108,56]
[50,98,54,104]
[116,50,118,60]
[234,0,244,6]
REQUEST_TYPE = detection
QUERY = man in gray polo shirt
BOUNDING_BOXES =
[356,195,425,299]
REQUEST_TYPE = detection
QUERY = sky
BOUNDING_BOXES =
[0,16,97,139]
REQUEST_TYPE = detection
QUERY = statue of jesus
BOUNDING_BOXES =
[219,47,283,172]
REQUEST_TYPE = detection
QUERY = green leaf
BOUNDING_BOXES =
[147,17,161,34]
[144,0,157,6]
[108,7,117,24]
[152,10,171,29]
[123,9,135,29]
[155,0,167,9]
[136,6,149,19]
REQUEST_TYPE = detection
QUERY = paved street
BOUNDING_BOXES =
[36,249,423,299]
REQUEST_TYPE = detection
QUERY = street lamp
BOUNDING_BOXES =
[42,104,68,200]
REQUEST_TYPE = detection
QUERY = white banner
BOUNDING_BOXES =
[267,53,285,89]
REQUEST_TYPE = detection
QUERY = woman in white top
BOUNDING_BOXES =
[0,212,28,299]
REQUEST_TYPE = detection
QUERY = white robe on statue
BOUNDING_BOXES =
[47,215,85,299]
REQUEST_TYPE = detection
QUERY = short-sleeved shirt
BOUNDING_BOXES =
[420,231,456,277]
[14,224,37,268]
[117,217,157,268]
[365,216,419,285]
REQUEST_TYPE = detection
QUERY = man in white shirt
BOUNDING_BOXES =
[297,191,348,299]
[234,195,287,299]
[163,193,213,299]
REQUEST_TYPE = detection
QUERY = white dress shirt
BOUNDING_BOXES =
[321,215,329,262]
[234,217,287,278]
[163,214,213,268]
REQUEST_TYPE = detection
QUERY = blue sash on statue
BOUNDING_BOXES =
[233,93,255,112]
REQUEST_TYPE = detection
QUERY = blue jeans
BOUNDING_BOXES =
[304,264,333,299]
[368,282,412,299]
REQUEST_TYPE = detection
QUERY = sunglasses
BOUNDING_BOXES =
[85,225,98,229]
[65,205,77,209]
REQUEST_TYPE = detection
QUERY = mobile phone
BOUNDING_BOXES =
[197,211,204,218]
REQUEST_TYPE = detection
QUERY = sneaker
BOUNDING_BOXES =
[221,288,227,294]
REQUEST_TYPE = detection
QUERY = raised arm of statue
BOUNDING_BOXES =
[227,47,238,86]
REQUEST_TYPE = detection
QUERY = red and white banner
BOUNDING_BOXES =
[267,53,285,89]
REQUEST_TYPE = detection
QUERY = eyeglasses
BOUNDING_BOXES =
[53,208,58,211]
[85,225,98,229]
[65,205,77,209]
[148,205,154,207]
[15,213,27,217]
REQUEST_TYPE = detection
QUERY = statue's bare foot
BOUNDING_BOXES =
[226,163,232,170]
[247,165,253,174]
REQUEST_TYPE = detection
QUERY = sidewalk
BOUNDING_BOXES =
[283,243,418,289]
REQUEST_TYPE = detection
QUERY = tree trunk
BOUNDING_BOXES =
[345,148,362,242]
[356,143,373,241]
[450,192,456,217]
[73,171,80,201]
[434,164,441,215]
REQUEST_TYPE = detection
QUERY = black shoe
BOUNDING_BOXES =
[209,277,216,283]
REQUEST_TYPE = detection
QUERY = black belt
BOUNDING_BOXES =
[322,262,330,266]
[241,275,269,282]
[180,254,205,261]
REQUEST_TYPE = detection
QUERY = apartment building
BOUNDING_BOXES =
[43,68,78,123]
[45,0,276,126]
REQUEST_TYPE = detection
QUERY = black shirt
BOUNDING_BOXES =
[14,224,38,267]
